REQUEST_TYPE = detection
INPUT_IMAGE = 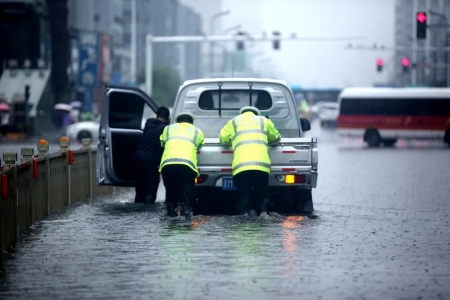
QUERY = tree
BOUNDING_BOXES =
[137,66,182,107]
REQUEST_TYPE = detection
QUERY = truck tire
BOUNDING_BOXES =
[77,131,92,143]
[382,139,397,147]
[364,129,381,147]
[293,188,314,214]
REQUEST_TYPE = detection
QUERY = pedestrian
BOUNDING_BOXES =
[159,112,204,219]
[0,110,10,137]
[132,107,171,205]
[219,106,281,216]
[70,108,80,123]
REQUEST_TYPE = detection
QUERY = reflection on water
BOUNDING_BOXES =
[0,197,319,299]
[281,216,304,253]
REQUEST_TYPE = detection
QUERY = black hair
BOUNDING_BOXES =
[156,107,170,120]
[177,115,194,124]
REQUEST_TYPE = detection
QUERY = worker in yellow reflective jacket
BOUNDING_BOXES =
[219,106,281,216]
[159,112,204,219]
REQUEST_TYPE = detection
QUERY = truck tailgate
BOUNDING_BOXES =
[197,138,318,170]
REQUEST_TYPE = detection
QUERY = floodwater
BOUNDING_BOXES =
[0,123,449,299]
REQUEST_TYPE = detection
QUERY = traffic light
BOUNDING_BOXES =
[376,58,384,72]
[236,31,245,50]
[273,31,281,50]
[402,57,410,72]
[416,12,427,39]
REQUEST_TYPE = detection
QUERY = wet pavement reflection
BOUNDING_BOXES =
[0,122,449,299]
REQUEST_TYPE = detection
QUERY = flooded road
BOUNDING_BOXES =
[1,123,450,299]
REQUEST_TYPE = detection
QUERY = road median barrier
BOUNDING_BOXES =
[0,137,115,265]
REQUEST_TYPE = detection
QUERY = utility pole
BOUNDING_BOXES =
[130,0,137,84]
[209,10,230,76]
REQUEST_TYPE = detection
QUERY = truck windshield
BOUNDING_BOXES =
[179,89,294,138]
[198,90,272,111]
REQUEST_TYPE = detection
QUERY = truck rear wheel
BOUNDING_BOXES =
[293,188,314,214]
[364,129,381,147]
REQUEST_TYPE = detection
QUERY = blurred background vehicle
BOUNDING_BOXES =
[319,102,339,128]
[65,116,100,143]
[65,107,173,144]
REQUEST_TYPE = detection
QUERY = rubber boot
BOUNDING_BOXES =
[144,196,153,206]
[182,203,193,221]
[236,196,250,215]
[166,202,177,217]
[256,197,269,216]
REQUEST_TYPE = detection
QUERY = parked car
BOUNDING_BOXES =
[319,102,339,127]
[65,117,100,143]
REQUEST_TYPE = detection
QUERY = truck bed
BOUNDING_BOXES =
[196,137,318,188]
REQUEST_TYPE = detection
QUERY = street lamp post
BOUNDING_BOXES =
[220,25,242,74]
[209,10,230,76]
[223,24,241,35]
[429,10,449,86]
[130,0,137,84]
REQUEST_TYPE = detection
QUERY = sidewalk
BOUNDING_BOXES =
[0,132,61,144]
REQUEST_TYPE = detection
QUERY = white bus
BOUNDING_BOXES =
[336,88,450,147]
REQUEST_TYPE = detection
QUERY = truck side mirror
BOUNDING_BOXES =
[300,118,311,132]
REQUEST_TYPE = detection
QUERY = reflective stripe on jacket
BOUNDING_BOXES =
[219,111,281,176]
[159,122,205,176]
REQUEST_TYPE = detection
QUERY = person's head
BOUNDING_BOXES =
[175,112,195,124]
[156,107,170,123]
[239,106,260,116]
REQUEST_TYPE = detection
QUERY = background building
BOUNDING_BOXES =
[179,0,224,76]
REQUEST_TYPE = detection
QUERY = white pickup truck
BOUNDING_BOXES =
[97,78,319,214]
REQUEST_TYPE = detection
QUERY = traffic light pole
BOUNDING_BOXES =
[145,34,366,96]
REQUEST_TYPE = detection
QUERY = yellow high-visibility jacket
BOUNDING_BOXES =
[219,112,281,176]
[159,122,204,176]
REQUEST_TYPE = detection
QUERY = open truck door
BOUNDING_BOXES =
[97,85,158,186]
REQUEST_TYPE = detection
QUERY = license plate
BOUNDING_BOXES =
[222,178,236,190]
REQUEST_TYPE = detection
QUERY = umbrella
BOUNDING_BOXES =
[0,103,11,111]
[54,103,73,111]
[69,101,83,109]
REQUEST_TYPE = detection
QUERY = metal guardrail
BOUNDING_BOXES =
[0,138,114,266]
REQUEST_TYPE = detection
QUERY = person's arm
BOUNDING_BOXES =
[160,126,168,148]
[266,118,281,144]
[196,128,205,150]
[219,120,233,146]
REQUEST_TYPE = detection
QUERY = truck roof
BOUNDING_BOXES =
[339,87,450,99]
[182,78,290,88]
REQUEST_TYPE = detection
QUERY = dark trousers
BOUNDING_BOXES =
[161,164,197,217]
[233,170,269,215]
[134,159,160,205]
[1,125,8,136]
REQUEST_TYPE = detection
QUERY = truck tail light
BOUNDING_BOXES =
[195,175,208,184]
[276,174,305,184]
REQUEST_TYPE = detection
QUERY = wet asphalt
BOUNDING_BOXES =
[0,121,449,300]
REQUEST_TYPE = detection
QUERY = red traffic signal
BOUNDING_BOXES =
[376,58,384,72]
[402,57,410,72]
[401,58,410,67]
[417,12,427,23]
[416,12,427,39]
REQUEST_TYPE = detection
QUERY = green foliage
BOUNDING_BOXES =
[137,66,182,107]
